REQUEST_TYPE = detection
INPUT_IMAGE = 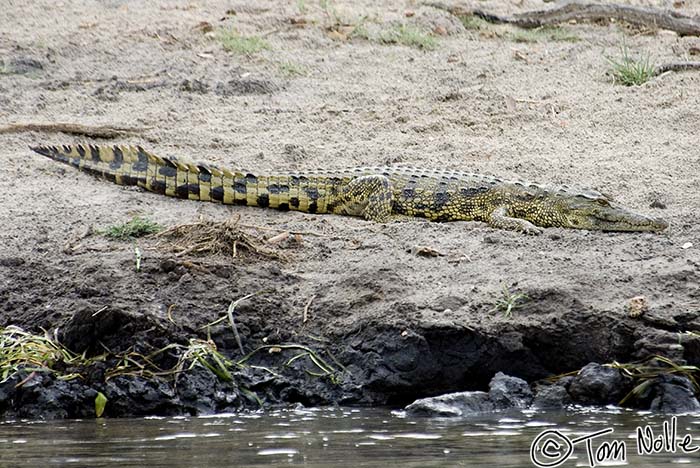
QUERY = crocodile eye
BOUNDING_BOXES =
[596,198,610,206]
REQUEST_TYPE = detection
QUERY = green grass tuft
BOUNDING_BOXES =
[218,29,270,55]
[458,14,491,31]
[278,61,308,77]
[101,216,162,240]
[490,285,528,318]
[378,24,438,50]
[606,46,655,86]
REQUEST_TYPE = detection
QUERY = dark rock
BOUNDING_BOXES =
[568,363,629,405]
[159,258,178,273]
[104,376,181,417]
[175,366,238,415]
[557,376,575,390]
[405,391,494,417]
[647,375,700,414]
[532,384,572,409]
[649,199,667,209]
[0,257,25,267]
[9,372,97,419]
[489,372,533,409]
[178,79,210,94]
[215,78,279,96]
[3,56,43,74]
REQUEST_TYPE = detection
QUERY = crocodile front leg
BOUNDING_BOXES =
[336,175,394,222]
[488,206,543,235]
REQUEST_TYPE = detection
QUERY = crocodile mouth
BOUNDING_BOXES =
[571,209,668,232]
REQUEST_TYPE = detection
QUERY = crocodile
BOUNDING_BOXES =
[30,144,668,234]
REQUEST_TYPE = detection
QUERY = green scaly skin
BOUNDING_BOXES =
[30,144,668,234]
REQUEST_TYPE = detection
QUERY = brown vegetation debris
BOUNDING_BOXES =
[154,216,285,260]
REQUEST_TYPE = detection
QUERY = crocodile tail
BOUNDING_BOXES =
[30,144,240,202]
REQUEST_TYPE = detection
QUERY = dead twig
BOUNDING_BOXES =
[0,122,147,138]
[303,295,316,323]
[426,0,700,36]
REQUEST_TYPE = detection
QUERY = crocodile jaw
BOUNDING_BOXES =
[566,204,668,232]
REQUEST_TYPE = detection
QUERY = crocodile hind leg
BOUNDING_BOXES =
[334,175,394,222]
[488,206,543,235]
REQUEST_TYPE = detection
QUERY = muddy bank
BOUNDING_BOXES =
[1,231,698,418]
[1,0,700,418]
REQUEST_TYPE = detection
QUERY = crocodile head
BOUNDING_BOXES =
[554,192,668,232]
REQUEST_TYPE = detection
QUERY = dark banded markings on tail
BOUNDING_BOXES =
[198,167,212,182]
[110,146,124,170]
[123,175,146,186]
[158,165,178,178]
[289,197,300,208]
[176,164,192,200]
[103,171,117,184]
[267,180,288,208]
[305,187,320,200]
[278,203,290,211]
[186,167,200,201]
[133,147,149,172]
[176,184,200,199]
[234,181,247,194]
[162,158,179,197]
[257,194,270,208]
[211,186,224,202]
[197,165,212,201]
[90,145,101,163]
[76,145,86,158]
[308,201,318,213]
[151,180,167,194]
[244,173,257,206]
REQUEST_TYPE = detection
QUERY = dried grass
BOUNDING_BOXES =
[154,215,285,260]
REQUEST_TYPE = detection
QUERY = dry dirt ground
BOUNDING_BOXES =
[0,0,699,417]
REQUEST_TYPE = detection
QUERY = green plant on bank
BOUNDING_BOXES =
[278,61,308,77]
[217,29,270,55]
[0,324,341,414]
[101,216,162,240]
[378,24,438,50]
[491,285,528,318]
[0,326,91,382]
[349,15,371,40]
[606,46,655,86]
[457,14,491,31]
[508,26,579,43]
[609,355,700,405]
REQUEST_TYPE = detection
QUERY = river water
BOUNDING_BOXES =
[0,407,698,467]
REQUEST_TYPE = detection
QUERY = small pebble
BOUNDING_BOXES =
[627,296,648,318]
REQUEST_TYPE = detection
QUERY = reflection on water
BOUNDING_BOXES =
[0,407,698,467]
